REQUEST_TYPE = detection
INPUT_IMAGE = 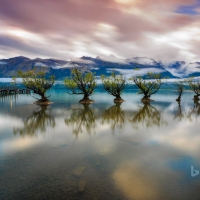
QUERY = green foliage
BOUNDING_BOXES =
[17,68,55,101]
[186,77,200,97]
[131,72,163,99]
[64,68,96,99]
[101,72,126,99]
[12,75,17,85]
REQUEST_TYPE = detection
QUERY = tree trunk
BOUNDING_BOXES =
[83,94,89,100]
[34,92,52,105]
[79,93,94,104]
[176,96,181,102]
[114,95,124,103]
[141,95,154,102]
[193,94,200,101]
[40,93,48,102]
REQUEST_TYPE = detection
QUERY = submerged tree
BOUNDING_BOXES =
[186,77,200,100]
[65,104,96,136]
[17,69,55,105]
[13,105,55,136]
[102,103,125,132]
[174,80,185,102]
[64,67,96,103]
[131,72,164,102]
[101,73,126,103]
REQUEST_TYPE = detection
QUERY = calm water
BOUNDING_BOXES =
[0,85,200,200]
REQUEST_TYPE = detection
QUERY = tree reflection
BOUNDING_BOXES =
[65,104,96,136]
[129,103,165,128]
[187,99,200,120]
[13,105,55,136]
[174,102,184,121]
[101,103,125,132]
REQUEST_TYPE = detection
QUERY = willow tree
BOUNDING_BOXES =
[174,80,185,102]
[132,72,163,102]
[17,69,55,105]
[64,68,96,103]
[101,72,126,102]
[186,77,200,100]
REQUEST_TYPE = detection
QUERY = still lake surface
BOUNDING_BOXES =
[0,84,200,200]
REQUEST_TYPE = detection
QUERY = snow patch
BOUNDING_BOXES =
[126,57,157,66]
[97,55,128,64]
[106,68,165,75]
[91,67,99,70]
[73,58,95,65]
[34,62,47,67]
[105,68,166,80]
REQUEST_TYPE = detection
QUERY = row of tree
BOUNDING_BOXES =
[16,67,200,105]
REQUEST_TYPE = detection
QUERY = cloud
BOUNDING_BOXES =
[72,57,95,65]
[0,0,199,64]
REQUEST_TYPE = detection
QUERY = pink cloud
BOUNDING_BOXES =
[0,0,199,62]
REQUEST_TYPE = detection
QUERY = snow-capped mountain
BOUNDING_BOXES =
[125,57,158,66]
[0,55,199,79]
[165,61,200,77]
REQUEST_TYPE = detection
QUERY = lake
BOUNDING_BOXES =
[0,85,200,200]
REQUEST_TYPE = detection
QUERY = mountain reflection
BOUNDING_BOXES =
[102,103,125,132]
[65,104,96,136]
[129,103,166,128]
[13,105,55,136]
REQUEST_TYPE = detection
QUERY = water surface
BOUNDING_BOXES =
[0,86,200,200]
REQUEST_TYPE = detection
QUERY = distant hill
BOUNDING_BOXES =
[0,55,199,79]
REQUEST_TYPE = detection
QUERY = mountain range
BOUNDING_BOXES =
[0,55,200,79]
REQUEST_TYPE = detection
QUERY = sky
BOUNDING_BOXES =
[0,0,200,62]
